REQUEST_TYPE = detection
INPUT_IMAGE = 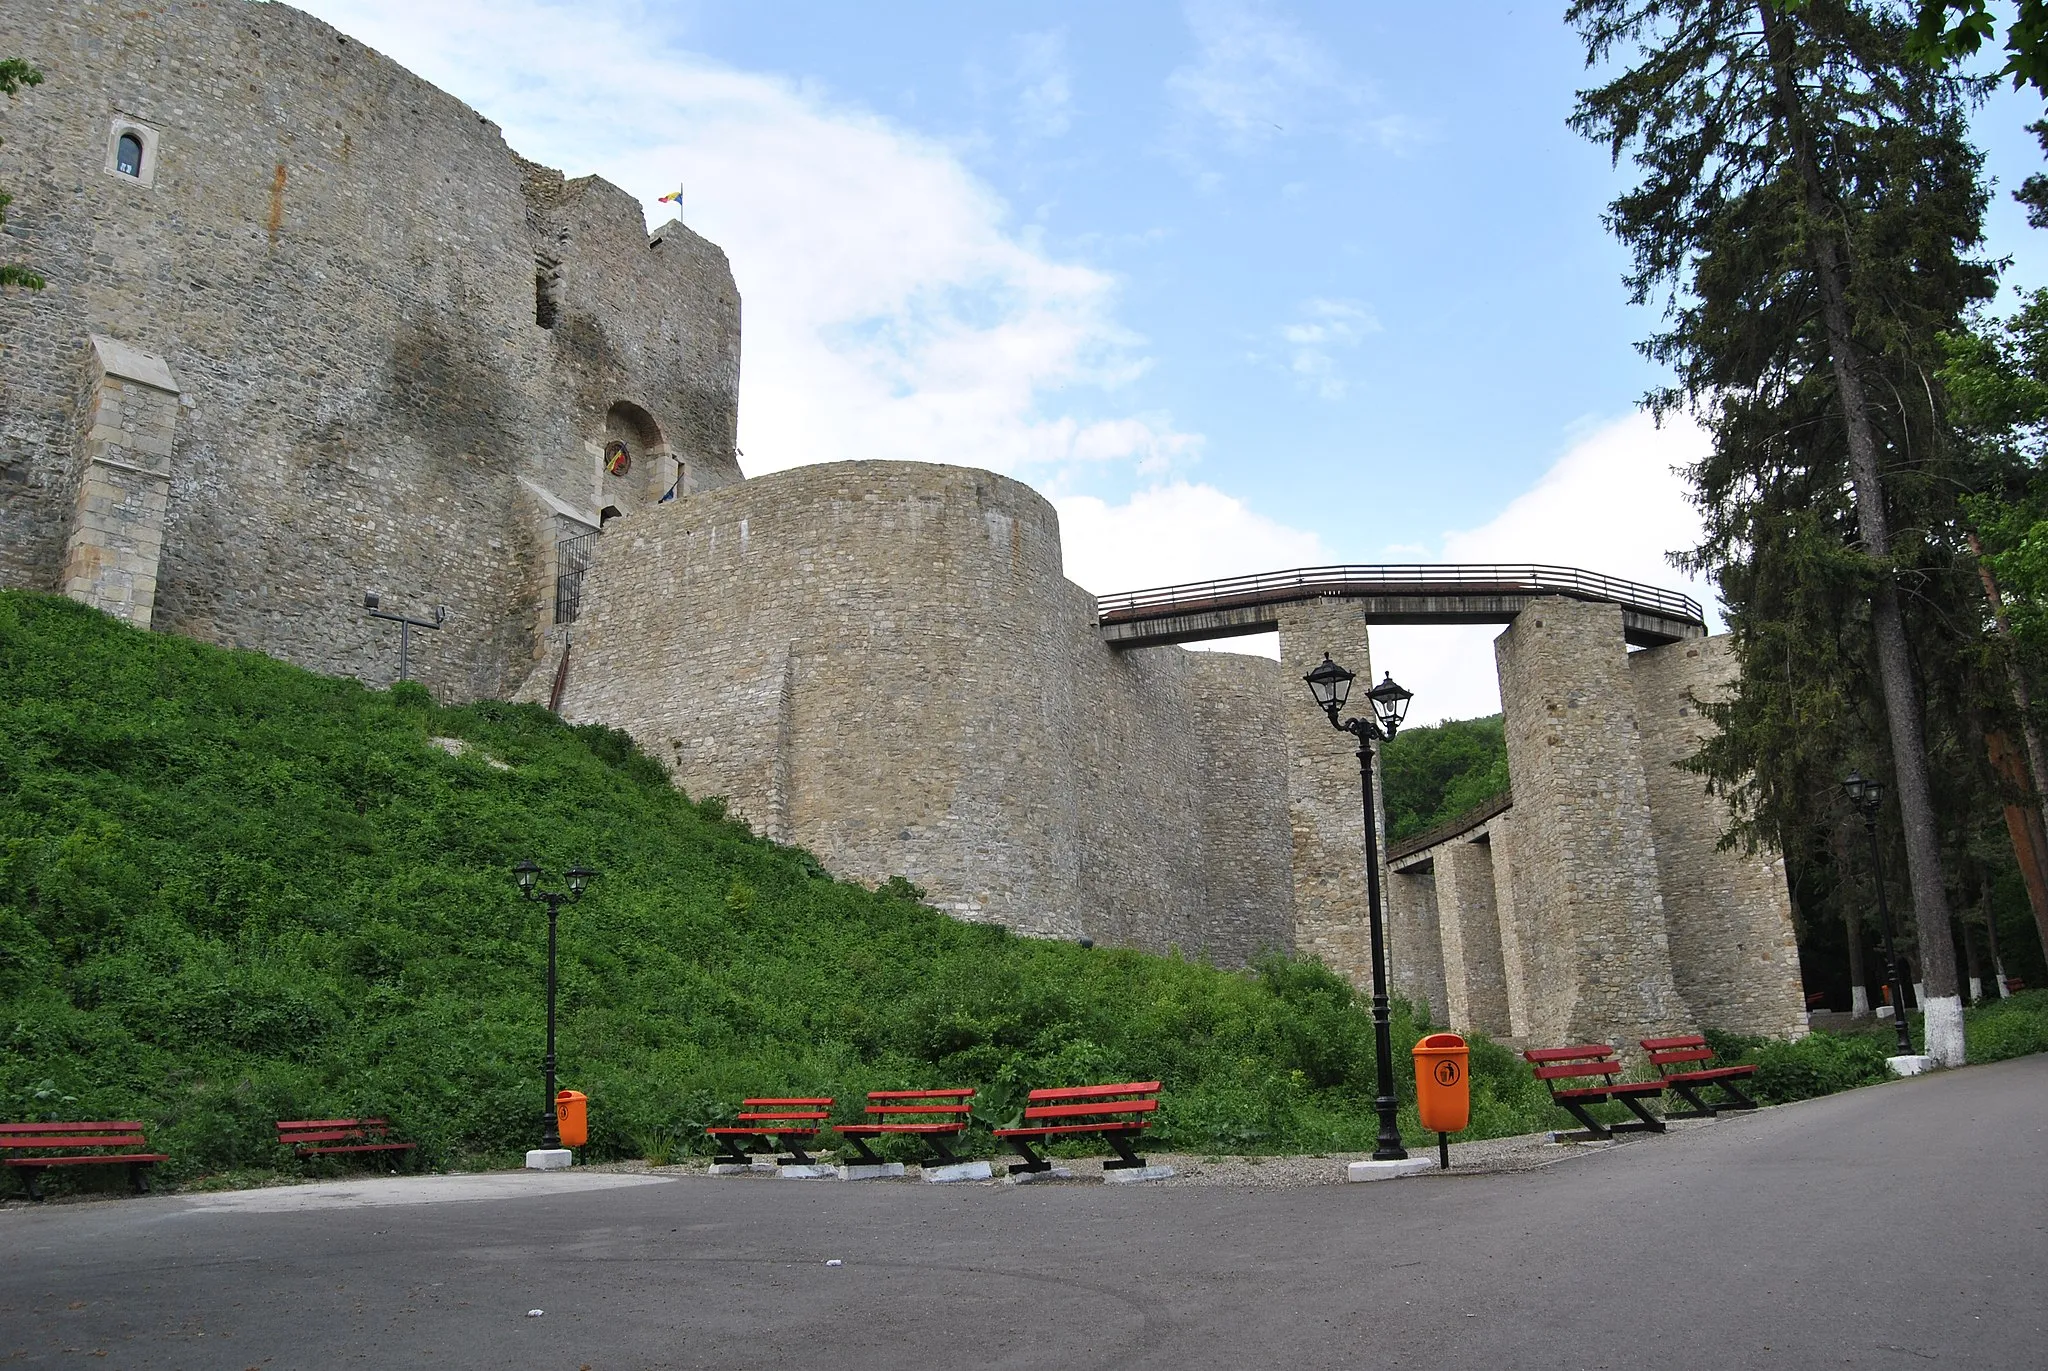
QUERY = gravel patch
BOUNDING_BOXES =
[577,1124,1671,1189]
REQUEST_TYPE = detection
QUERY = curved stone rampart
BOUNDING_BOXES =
[552,459,1296,958]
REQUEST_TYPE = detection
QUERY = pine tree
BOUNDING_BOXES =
[1569,0,1997,1062]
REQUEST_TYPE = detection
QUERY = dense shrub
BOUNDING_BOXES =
[0,593,1566,1187]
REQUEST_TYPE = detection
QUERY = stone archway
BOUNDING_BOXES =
[599,400,678,517]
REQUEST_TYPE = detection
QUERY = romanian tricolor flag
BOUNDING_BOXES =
[657,185,683,205]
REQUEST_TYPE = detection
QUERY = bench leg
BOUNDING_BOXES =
[1665,1081,1717,1121]
[16,1166,45,1202]
[1101,1131,1148,1170]
[1559,1099,1612,1141]
[128,1161,153,1195]
[1613,1093,1666,1135]
[773,1135,816,1167]
[712,1136,757,1168]
[844,1136,884,1166]
[1713,1079,1759,1111]
[1006,1140,1051,1176]
[922,1135,957,1165]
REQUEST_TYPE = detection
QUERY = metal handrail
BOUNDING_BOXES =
[1095,563,1704,627]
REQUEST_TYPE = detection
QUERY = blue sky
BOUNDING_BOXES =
[299,0,2048,720]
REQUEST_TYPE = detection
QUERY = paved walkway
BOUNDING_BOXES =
[4,1054,2043,1369]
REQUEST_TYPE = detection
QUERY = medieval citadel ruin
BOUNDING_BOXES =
[0,0,1807,1044]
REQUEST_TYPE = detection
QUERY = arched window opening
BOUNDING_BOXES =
[115,132,144,178]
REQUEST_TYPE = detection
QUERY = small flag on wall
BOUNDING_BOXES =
[657,184,683,213]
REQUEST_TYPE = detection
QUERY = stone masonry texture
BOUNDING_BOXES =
[1273,600,1379,987]
[1494,597,1686,1048]
[1629,635,1808,1038]
[1,0,741,699]
[541,460,1297,964]
[1435,835,1511,1036]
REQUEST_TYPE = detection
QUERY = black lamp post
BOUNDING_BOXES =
[512,860,598,1149]
[1304,653,1414,1161]
[1841,772,1913,1055]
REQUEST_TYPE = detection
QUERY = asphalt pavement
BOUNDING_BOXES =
[4,1052,2044,1370]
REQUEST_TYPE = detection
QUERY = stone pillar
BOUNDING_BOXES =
[1387,859,1448,1026]
[1631,634,1808,1039]
[1487,807,1534,1038]
[1494,596,1684,1048]
[1275,599,1376,987]
[1436,836,1512,1035]
[60,337,180,629]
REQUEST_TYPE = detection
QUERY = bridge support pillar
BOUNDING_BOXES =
[1494,597,1685,1050]
[1275,599,1378,989]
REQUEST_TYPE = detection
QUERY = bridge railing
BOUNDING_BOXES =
[1095,563,1705,627]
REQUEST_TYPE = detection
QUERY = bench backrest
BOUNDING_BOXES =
[1640,1035,1714,1074]
[865,1088,974,1125]
[1522,1045,1624,1087]
[0,1121,152,1153]
[277,1117,398,1145]
[737,1097,833,1126]
[1022,1081,1162,1127]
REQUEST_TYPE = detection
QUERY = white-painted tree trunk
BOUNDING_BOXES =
[1923,995,1966,1068]
[1969,976,1983,1002]
[1851,984,1871,1018]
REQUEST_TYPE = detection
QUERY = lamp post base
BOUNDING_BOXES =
[524,1148,574,1171]
[1344,1157,1435,1183]
[1884,1054,1939,1078]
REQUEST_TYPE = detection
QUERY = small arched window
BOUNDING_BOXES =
[115,132,144,177]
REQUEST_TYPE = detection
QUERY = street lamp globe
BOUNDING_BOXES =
[1841,771,1882,816]
[565,865,598,897]
[512,858,541,895]
[1304,653,1355,717]
[1365,672,1414,738]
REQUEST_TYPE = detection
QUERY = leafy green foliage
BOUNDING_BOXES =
[0,593,1569,1188]
[0,57,44,291]
[1379,715,1510,843]
[1902,0,2048,94]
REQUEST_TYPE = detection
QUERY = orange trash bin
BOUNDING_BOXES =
[1412,1033,1469,1169]
[555,1089,588,1148]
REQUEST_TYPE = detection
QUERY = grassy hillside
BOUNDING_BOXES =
[1380,714,1511,842]
[0,593,1567,1184]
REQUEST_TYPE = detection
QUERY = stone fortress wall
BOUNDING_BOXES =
[1,0,1809,1042]
[0,0,740,699]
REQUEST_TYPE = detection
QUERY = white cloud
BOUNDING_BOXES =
[1372,410,1715,725]
[1279,297,1379,399]
[296,0,1172,482]
[1011,30,1074,140]
[1055,481,1328,594]
[1166,0,1421,163]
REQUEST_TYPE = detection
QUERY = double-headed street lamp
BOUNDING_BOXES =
[362,590,446,684]
[1840,772,1914,1055]
[1304,653,1414,1161]
[512,860,598,1149]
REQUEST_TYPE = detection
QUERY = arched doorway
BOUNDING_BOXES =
[599,401,679,517]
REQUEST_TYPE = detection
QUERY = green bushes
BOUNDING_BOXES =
[0,593,1560,1185]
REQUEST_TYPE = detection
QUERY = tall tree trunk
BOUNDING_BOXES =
[1759,3,1964,1064]
[1833,823,1871,1015]
[1968,535,2048,961]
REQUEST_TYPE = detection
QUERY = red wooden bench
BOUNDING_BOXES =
[2,1122,168,1201]
[836,1088,974,1166]
[705,1097,833,1167]
[277,1118,416,1165]
[1640,1035,1759,1119]
[993,1081,1160,1176]
[1523,1045,1666,1140]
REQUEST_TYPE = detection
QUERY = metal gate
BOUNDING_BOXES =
[555,530,597,625]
